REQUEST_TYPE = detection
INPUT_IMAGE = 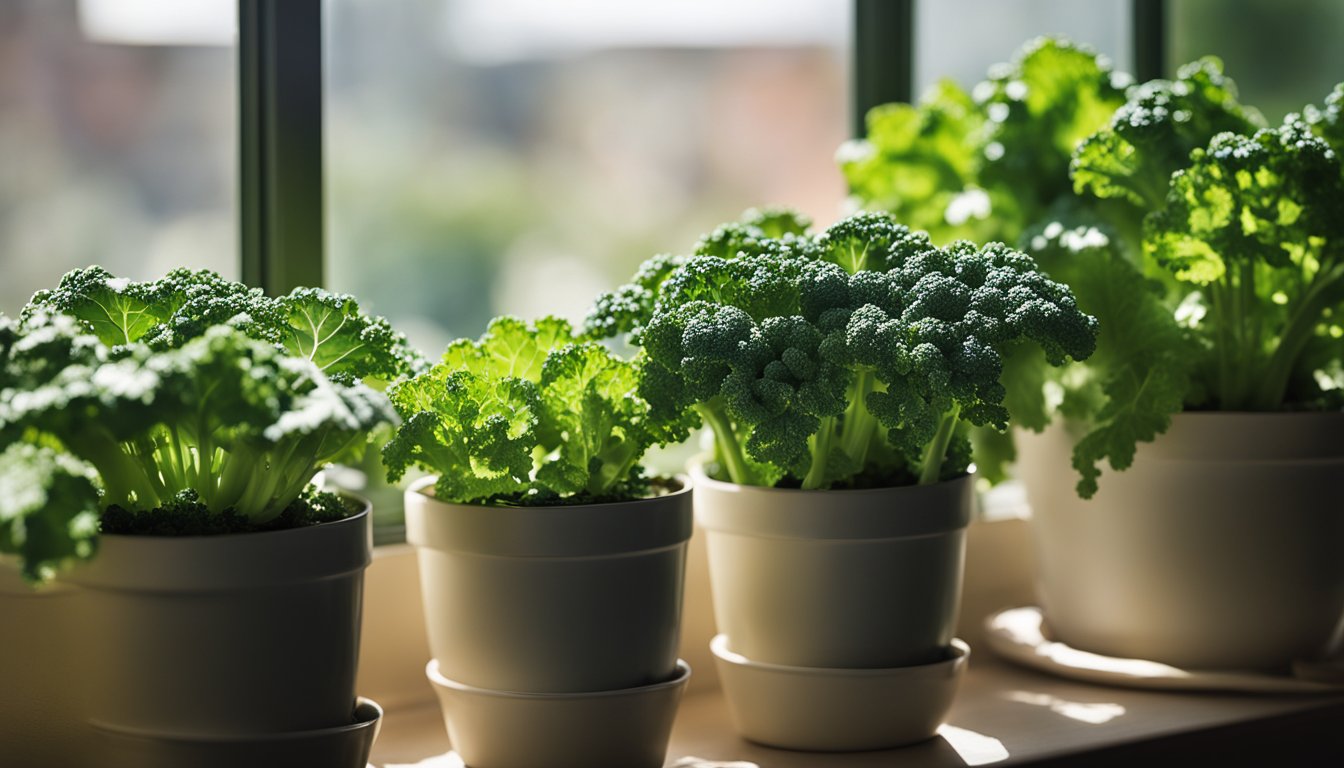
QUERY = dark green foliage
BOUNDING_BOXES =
[1145,118,1344,411]
[842,38,1125,246]
[619,210,1097,489]
[1073,57,1264,211]
[25,267,425,384]
[1,270,411,580]
[0,442,101,583]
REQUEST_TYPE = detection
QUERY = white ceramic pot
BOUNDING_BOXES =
[0,559,90,766]
[405,476,692,693]
[61,503,372,737]
[1019,413,1344,670]
[693,466,973,668]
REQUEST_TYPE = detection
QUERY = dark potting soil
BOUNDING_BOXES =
[99,489,359,536]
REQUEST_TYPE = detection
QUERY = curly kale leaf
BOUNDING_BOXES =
[0,442,101,583]
[387,316,676,504]
[1144,118,1344,410]
[535,342,659,498]
[24,267,283,352]
[1024,219,1194,497]
[383,370,540,504]
[841,80,1007,244]
[976,37,1129,230]
[1,320,396,522]
[24,268,421,387]
[276,288,425,386]
[1072,57,1265,211]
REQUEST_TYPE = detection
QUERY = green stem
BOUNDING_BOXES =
[919,405,961,486]
[801,416,835,490]
[589,437,641,497]
[839,371,878,468]
[68,426,160,510]
[1209,281,1238,408]
[1255,262,1344,409]
[695,399,755,486]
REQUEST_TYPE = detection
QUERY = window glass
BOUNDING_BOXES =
[0,0,237,315]
[324,0,850,356]
[1170,0,1344,122]
[914,0,1131,93]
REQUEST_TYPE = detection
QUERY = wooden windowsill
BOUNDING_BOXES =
[367,657,1344,767]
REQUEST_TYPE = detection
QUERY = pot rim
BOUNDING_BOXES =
[689,459,970,497]
[406,474,691,510]
[1057,410,1344,463]
[405,475,693,558]
[61,500,372,592]
[87,697,383,743]
[711,634,969,678]
[425,658,691,699]
[691,462,973,541]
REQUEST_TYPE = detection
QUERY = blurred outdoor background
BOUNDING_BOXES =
[2,0,1342,353]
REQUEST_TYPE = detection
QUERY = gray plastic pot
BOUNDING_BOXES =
[0,560,90,766]
[60,502,372,737]
[693,466,973,668]
[1019,413,1344,670]
[405,476,692,693]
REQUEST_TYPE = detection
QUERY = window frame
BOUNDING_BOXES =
[235,0,1169,293]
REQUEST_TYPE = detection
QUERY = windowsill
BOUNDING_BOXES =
[367,657,1344,767]
[359,512,1344,766]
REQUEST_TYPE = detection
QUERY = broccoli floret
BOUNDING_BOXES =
[1304,83,1344,157]
[636,212,1098,489]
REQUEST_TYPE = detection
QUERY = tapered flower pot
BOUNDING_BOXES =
[0,559,90,766]
[405,476,692,693]
[60,502,373,740]
[1019,413,1344,670]
[693,466,973,669]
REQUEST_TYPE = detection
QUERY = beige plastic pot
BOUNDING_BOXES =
[405,476,692,693]
[427,659,689,768]
[693,466,973,668]
[1019,413,1344,670]
[0,559,91,766]
[60,503,372,737]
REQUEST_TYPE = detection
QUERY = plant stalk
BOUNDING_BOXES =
[695,399,755,486]
[918,404,961,486]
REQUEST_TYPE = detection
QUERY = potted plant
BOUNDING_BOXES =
[0,268,420,766]
[849,37,1344,673]
[1009,70,1344,671]
[585,209,1097,749]
[383,315,693,768]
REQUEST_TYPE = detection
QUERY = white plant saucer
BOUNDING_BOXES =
[985,606,1344,694]
[710,634,969,751]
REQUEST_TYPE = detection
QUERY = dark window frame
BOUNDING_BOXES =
[236,0,1168,293]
